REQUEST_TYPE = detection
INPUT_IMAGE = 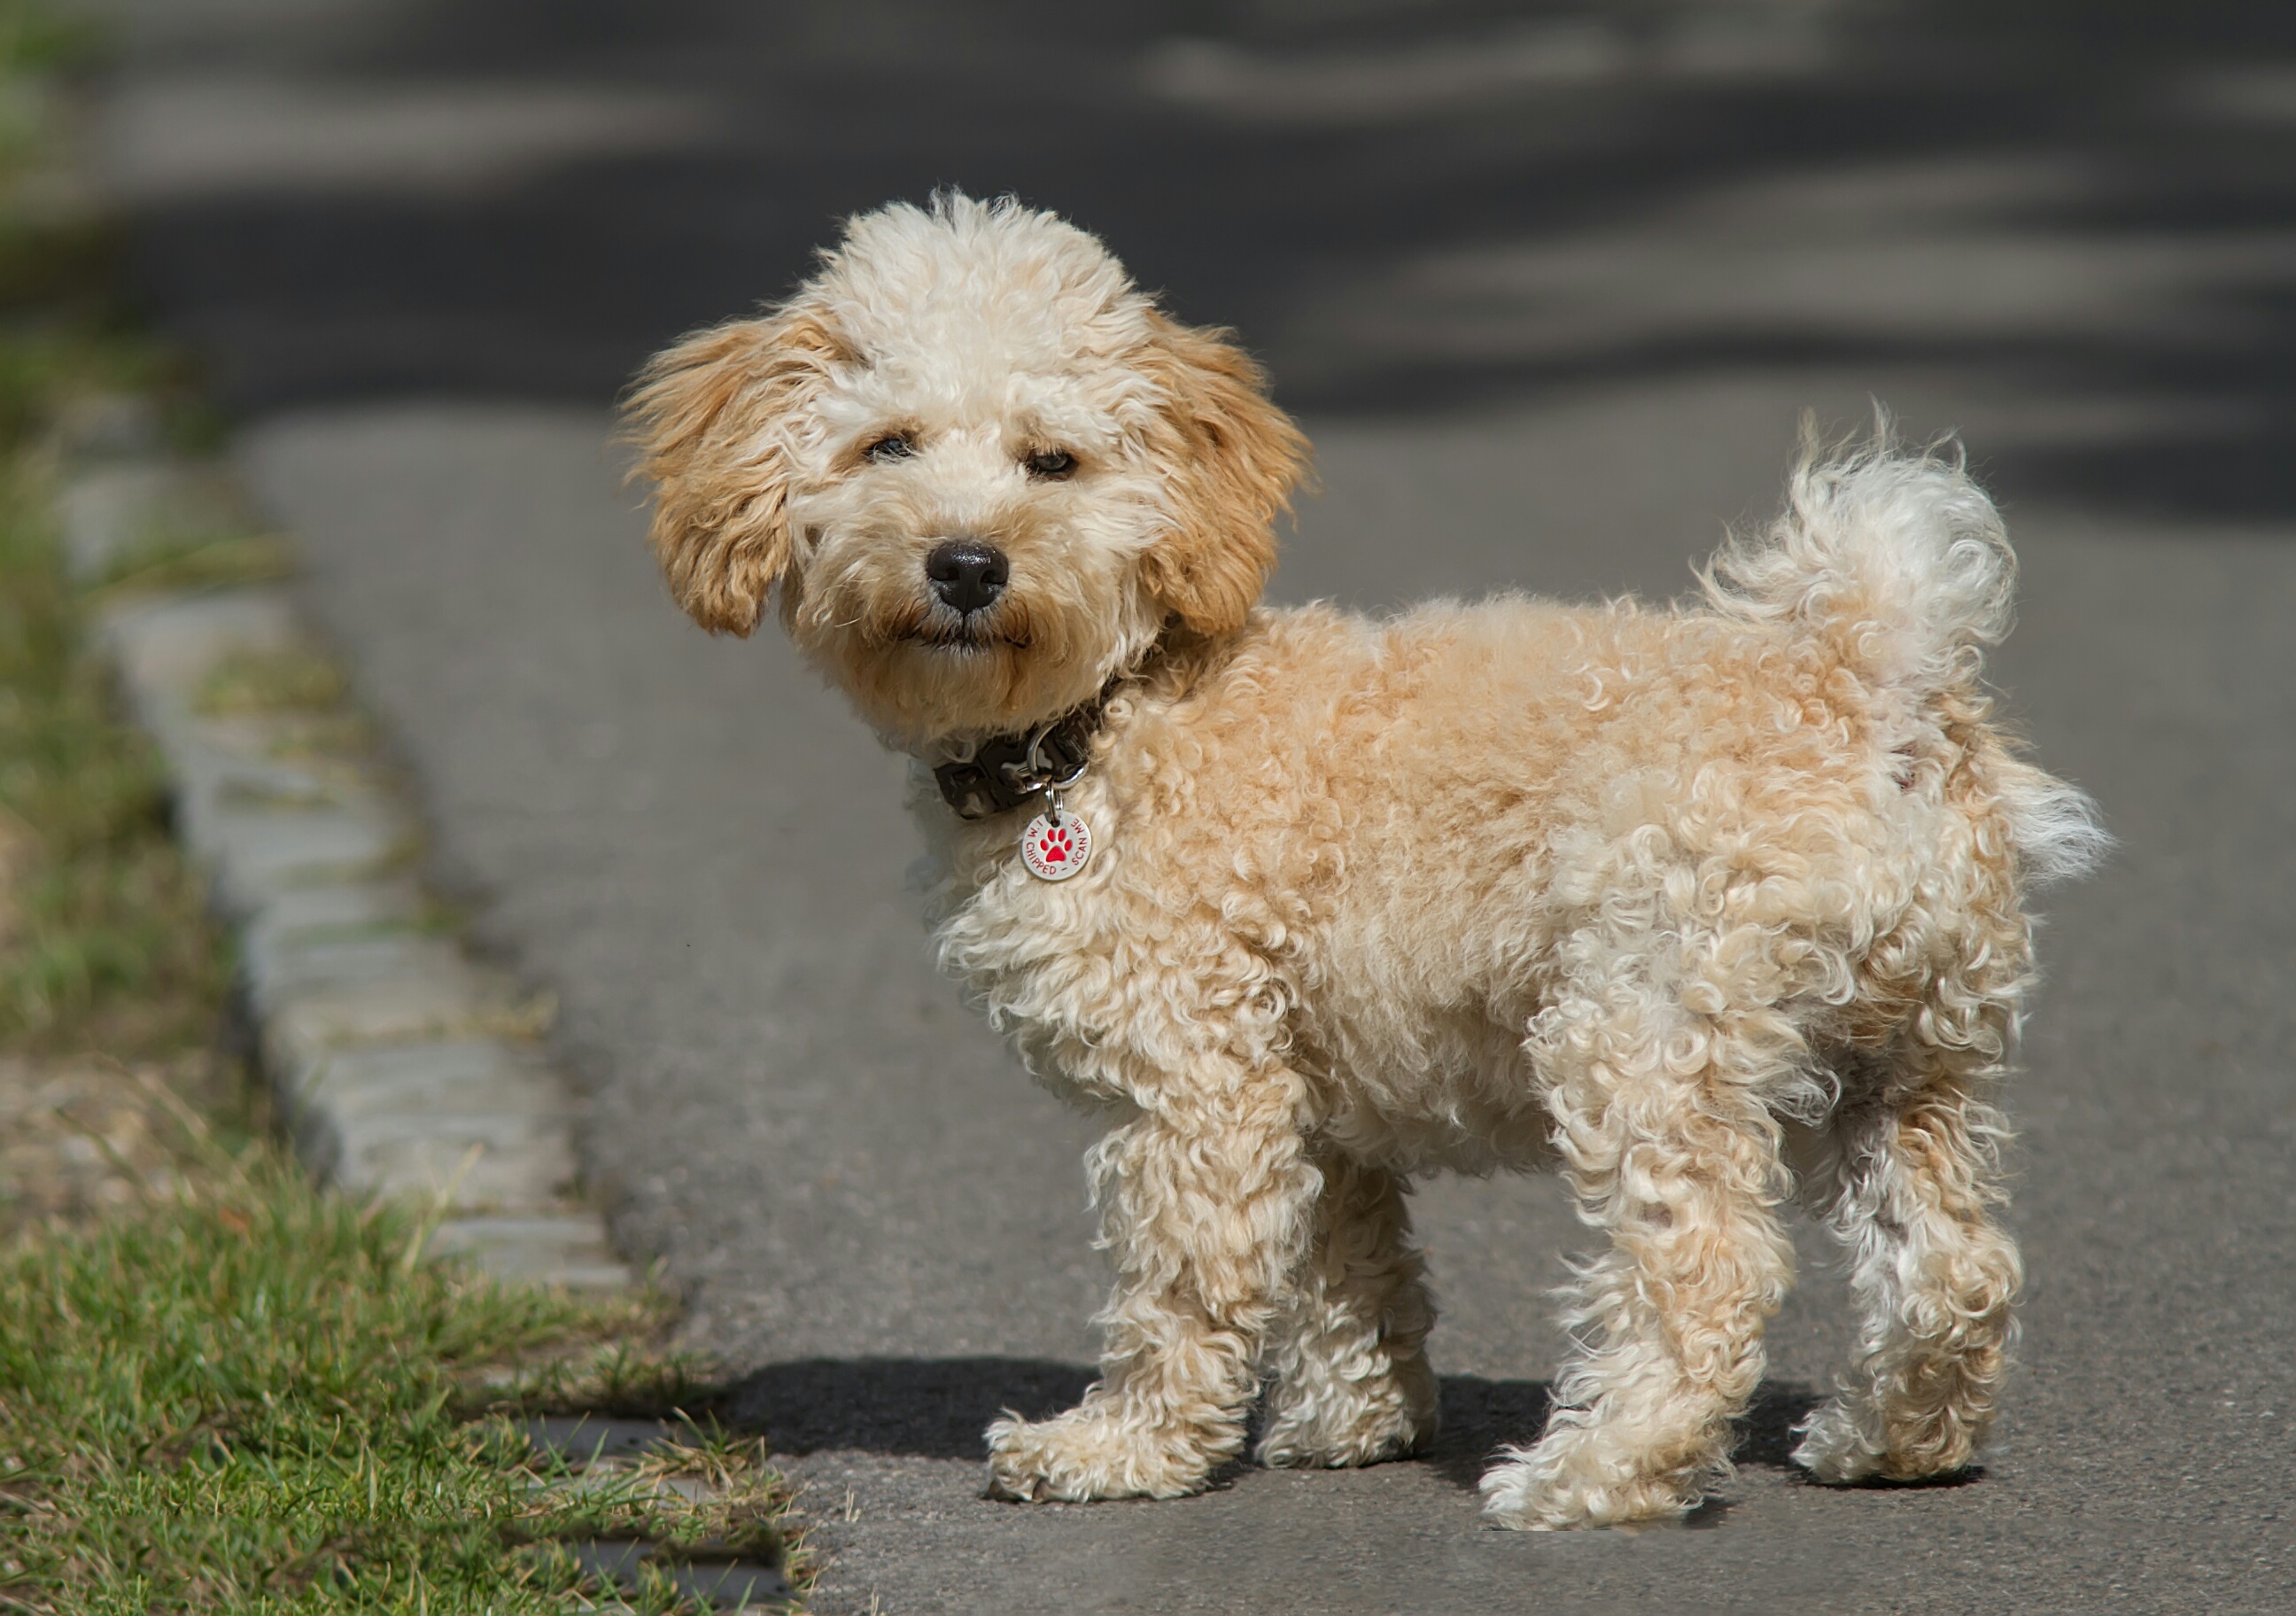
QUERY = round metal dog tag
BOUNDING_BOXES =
[1020,809,1092,881]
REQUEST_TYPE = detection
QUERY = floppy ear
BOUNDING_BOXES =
[623,307,848,635]
[1135,312,1311,637]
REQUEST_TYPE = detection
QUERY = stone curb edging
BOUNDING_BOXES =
[60,410,635,1292]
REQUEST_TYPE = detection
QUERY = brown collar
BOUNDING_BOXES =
[933,693,1109,821]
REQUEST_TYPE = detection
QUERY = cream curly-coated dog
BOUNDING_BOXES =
[625,193,2103,1529]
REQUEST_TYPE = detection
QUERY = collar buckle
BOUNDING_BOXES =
[935,705,1100,821]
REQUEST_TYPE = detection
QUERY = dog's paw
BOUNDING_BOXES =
[1478,1432,1704,1530]
[1255,1359,1439,1470]
[1792,1395,1984,1485]
[985,1407,1213,1503]
[1790,1398,1885,1484]
[1255,1409,1432,1471]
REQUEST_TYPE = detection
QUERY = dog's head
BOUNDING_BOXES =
[624,193,1308,747]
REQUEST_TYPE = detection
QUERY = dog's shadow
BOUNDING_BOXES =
[1426,1377,1823,1489]
[714,1358,1828,1493]
[716,1356,1097,1460]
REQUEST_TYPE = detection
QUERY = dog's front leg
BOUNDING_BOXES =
[987,1067,1317,1503]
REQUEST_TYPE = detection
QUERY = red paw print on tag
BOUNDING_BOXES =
[1022,812,1090,880]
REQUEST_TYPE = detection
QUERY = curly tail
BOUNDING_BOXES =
[1704,429,2108,886]
[1703,431,2015,702]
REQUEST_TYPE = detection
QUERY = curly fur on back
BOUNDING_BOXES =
[626,194,2104,1529]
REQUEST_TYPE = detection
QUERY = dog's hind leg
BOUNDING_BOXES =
[1481,945,1799,1529]
[1256,1153,1439,1470]
[1792,1063,2022,1484]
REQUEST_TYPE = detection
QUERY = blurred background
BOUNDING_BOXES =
[103,0,2296,517]
[75,3,2296,1612]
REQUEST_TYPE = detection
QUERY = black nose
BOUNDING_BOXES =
[925,539,1010,616]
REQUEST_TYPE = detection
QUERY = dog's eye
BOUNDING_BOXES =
[1024,448,1077,480]
[864,432,915,463]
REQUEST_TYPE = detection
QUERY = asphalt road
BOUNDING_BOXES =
[98,3,2295,1611]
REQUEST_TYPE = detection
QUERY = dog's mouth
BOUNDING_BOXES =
[822,588,1037,658]
[900,625,1030,653]
[891,601,1034,654]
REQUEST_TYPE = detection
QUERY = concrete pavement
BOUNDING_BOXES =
[98,2,2296,1610]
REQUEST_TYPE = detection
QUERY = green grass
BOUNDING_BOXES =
[0,1119,796,1613]
[0,462,228,1052]
[0,1,210,1054]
